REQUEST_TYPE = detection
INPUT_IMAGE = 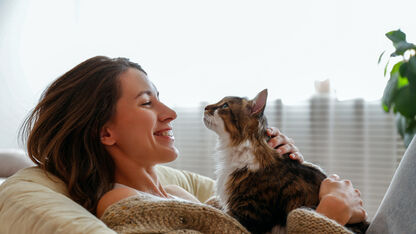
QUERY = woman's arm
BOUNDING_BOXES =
[316,174,367,225]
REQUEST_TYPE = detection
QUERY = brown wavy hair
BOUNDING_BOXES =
[20,56,146,214]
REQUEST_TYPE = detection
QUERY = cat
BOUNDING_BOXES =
[203,89,369,234]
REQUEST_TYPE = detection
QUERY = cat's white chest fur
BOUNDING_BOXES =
[215,137,260,211]
[215,139,287,234]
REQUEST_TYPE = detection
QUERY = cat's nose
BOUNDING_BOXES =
[204,105,215,115]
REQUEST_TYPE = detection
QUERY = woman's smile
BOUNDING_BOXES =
[154,129,175,141]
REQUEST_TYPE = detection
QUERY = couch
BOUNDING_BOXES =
[0,150,216,233]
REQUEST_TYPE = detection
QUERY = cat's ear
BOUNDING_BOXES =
[250,89,268,116]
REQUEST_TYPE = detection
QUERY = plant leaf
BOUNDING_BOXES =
[398,75,409,89]
[399,62,408,78]
[395,114,406,137]
[386,30,406,44]
[378,51,386,64]
[398,61,411,90]
[384,59,390,77]
[382,62,403,111]
[391,41,416,57]
[394,85,416,118]
[386,30,416,57]
[395,114,416,148]
[382,74,398,112]
[405,56,416,84]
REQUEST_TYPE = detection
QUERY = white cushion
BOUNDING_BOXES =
[0,165,215,234]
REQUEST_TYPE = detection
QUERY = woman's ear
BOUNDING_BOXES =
[100,125,116,146]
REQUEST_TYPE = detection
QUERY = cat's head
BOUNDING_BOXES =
[203,89,268,146]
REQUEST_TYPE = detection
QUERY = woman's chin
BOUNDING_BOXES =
[159,146,179,163]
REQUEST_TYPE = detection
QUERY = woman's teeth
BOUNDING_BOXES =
[156,130,173,136]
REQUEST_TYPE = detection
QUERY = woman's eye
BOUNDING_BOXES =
[142,101,152,106]
[221,103,229,108]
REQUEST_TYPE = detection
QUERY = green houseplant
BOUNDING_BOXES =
[380,29,416,148]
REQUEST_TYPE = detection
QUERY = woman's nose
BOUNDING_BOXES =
[159,102,177,122]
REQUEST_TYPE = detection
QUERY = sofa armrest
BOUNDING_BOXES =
[0,172,115,234]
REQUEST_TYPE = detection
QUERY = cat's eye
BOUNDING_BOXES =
[221,103,229,109]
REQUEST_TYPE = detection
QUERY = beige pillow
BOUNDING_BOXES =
[0,165,216,234]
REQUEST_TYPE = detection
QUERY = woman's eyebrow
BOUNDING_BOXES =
[134,90,159,99]
[134,90,152,99]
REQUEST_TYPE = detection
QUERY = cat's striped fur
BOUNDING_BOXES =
[203,89,369,234]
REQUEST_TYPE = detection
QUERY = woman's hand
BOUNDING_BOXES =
[266,127,304,163]
[316,174,367,225]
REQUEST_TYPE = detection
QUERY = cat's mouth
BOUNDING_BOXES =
[203,116,216,129]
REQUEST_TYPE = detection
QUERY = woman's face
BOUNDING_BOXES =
[102,68,178,166]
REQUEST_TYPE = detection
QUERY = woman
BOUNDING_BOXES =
[22,56,366,231]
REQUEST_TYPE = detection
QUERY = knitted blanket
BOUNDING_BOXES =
[100,194,352,234]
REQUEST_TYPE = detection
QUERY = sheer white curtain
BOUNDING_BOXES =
[168,96,404,219]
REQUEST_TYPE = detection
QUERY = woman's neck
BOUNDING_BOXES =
[114,164,169,198]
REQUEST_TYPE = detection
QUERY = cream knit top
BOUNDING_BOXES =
[100,189,353,234]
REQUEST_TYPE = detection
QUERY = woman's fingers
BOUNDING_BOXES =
[349,206,368,223]
[267,135,292,148]
[289,152,304,163]
[266,127,293,145]
[267,133,295,150]
[328,174,340,180]
[266,127,303,163]
[276,143,298,154]
[266,127,281,136]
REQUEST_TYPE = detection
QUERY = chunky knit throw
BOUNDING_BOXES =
[100,194,352,234]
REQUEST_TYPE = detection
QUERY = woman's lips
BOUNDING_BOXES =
[154,129,175,140]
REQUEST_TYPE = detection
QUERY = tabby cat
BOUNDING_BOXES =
[203,89,369,234]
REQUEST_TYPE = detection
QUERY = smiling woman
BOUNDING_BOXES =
[20,56,147,214]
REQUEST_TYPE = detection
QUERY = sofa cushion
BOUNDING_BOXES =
[0,165,215,234]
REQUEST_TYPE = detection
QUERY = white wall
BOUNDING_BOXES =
[1,0,415,148]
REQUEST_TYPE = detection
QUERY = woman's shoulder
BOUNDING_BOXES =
[97,187,138,218]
